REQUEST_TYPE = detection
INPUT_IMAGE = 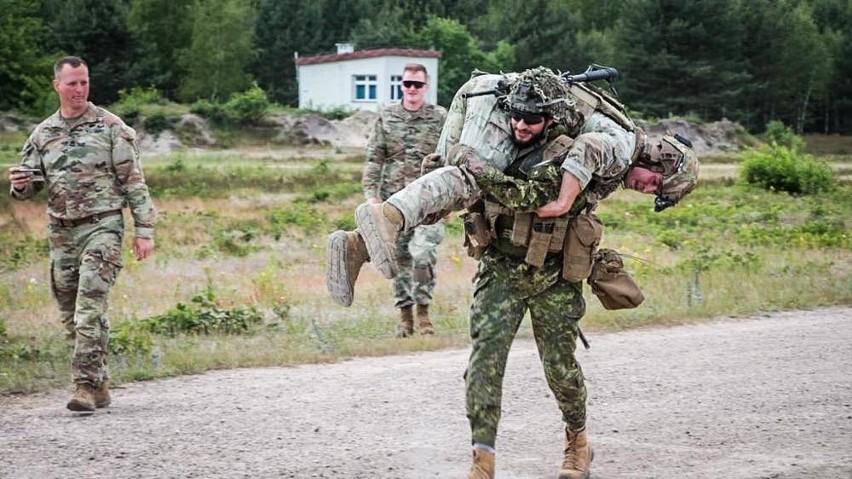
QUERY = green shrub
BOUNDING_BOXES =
[225,83,269,125]
[0,317,6,337]
[189,99,233,124]
[764,120,805,153]
[142,291,263,337]
[110,320,155,356]
[111,86,163,124]
[740,145,835,195]
[142,111,170,135]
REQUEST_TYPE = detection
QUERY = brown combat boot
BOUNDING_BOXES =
[326,230,370,307]
[558,429,593,479]
[416,304,435,335]
[468,449,495,479]
[66,383,96,412]
[395,305,414,338]
[355,202,403,279]
[94,381,112,408]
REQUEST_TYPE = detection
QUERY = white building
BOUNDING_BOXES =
[294,44,441,112]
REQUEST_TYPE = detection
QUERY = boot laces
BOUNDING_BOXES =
[562,432,579,470]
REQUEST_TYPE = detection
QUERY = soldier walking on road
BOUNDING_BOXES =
[8,56,156,412]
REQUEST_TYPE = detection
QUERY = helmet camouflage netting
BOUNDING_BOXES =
[505,66,573,120]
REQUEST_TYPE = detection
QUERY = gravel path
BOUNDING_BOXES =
[2,307,851,478]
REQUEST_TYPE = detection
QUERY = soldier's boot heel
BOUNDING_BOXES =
[355,203,401,279]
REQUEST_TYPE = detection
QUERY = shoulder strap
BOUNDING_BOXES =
[567,83,635,132]
[543,134,574,164]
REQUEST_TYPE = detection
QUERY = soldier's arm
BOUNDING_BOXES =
[535,171,582,217]
[362,115,386,202]
[9,135,45,200]
[111,123,156,239]
[478,163,562,212]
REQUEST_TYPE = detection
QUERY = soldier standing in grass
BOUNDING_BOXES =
[7,56,156,412]
[357,63,447,336]
[328,66,698,478]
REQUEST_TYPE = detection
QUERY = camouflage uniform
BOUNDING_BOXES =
[363,103,447,308]
[464,122,634,447]
[11,102,156,387]
[386,72,636,228]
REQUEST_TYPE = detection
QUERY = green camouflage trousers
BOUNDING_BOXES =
[49,214,124,387]
[392,223,445,308]
[466,250,587,447]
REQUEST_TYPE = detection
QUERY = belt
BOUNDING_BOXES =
[51,210,122,228]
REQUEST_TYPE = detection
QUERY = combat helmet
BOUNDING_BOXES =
[635,134,700,211]
[504,66,573,121]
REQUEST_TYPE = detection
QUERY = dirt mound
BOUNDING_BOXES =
[640,118,748,156]
[270,110,376,148]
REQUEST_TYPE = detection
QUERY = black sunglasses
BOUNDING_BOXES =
[509,110,545,125]
[402,80,426,89]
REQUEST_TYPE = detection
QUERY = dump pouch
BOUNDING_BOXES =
[562,213,603,282]
[587,248,644,310]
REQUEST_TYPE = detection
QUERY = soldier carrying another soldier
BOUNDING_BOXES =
[327,65,698,478]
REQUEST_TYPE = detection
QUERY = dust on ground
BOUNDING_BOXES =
[1,307,850,478]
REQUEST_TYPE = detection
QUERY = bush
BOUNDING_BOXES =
[142,111,170,135]
[142,291,263,336]
[111,86,163,124]
[740,145,835,195]
[189,84,270,126]
[225,83,269,125]
[764,120,805,153]
[189,99,233,125]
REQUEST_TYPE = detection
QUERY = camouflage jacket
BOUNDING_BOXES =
[363,103,447,201]
[11,102,156,239]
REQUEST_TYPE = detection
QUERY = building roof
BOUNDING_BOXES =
[294,48,442,66]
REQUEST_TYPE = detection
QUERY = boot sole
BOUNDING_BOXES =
[326,230,355,307]
[558,448,594,479]
[355,204,398,279]
[66,399,96,412]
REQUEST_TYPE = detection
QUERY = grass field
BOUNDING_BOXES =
[1,139,850,394]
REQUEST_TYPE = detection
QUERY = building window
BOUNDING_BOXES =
[390,75,402,101]
[354,75,377,101]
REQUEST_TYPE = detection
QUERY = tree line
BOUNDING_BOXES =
[2,0,850,134]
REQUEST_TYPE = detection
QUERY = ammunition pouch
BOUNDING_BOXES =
[562,213,603,282]
[587,248,644,310]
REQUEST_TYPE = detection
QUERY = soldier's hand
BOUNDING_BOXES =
[8,166,39,189]
[420,153,445,176]
[133,237,155,261]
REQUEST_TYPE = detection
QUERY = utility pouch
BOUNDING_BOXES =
[511,212,533,247]
[464,212,491,247]
[463,212,491,259]
[587,248,644,310]
[562,213,603,282]
[548,216,570,253]
[524,219,554,268]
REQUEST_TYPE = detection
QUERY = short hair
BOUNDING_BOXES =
[403,63,428,76]
[54,56,87,78]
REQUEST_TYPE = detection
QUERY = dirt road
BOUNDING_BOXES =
[2,307,850,479]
